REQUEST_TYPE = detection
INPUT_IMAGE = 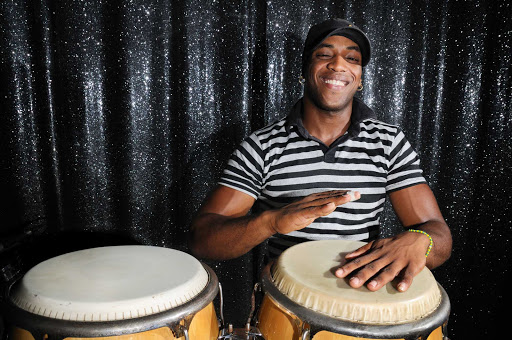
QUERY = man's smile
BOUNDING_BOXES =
[320,75,352,89]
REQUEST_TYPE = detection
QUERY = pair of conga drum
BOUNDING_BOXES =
[1,240,450,340]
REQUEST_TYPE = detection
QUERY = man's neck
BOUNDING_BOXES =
[302,96,353,147]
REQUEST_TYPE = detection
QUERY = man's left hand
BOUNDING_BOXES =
[334,230,430,292]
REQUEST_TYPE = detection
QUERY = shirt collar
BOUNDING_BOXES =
[285,97,377,140]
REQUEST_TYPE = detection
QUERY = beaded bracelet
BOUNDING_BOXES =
[408,229,433,258]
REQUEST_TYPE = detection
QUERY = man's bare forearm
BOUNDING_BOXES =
[189,210,275,260]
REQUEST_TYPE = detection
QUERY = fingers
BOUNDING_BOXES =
[303,190,351,201]
[288,190,358,223]
[395,264,423,292]
[346,258,390,290]
[396,274,413,292]
[340,259,405,291]
[363,263,403,291]
[272,190,360,234]
[344,242,372,260]
[335,232,429,292]
[335,242,374,278]
[336,256,424,292]
[306,191,359,212]
[300,196,351,219]
[301,190,359,205]
[297,202,337,224]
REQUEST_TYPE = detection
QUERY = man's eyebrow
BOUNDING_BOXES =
[315,43,360,52]
[316,43,335,49]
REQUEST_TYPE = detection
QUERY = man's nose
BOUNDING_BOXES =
[328,55,347,72]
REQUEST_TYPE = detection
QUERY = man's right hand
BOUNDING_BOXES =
[189,186,359,260]
[268,190,360,234]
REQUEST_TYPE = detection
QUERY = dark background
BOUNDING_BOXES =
[1,0,510,338]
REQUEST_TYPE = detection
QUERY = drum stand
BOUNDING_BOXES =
[217,283,265,340]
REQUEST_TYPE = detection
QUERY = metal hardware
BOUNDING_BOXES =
[218,282,225,328]
[247,282,261,327]
[217,324,264,339]
[169,318,193,340]
[217,282,266,340]
[442,321,451,340]
[301,328,310,340]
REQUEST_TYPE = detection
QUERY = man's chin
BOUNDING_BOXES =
[305,87,354,113]
[318,104,346,112]
[312,97,351,113]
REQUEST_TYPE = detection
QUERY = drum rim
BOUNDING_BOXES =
[261,264,450,339]
[1,263,219,338]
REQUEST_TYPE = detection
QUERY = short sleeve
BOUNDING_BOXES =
[218,133,264,199]
[386,129,427,192]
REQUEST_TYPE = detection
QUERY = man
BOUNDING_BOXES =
[189,18,452,292]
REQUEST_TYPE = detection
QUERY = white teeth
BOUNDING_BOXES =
[324,79,348,86]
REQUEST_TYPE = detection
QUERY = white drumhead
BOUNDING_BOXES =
[10,246,209,322]
[272,240,442,325]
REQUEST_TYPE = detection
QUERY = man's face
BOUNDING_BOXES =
[304,35,363,112]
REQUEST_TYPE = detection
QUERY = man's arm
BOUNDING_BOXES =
[189,185,359,260]
[335,184,452,292]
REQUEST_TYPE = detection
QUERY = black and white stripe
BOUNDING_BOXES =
[219,103,426,258]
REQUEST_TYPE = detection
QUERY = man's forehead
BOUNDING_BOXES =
[315,35,361,51]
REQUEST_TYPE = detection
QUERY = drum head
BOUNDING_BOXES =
[271,240,442,325]
[9,246,209,322]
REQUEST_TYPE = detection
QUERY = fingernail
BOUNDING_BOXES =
[397,282,406,292]
[368,280,377,289]
[350,277,360,286]
[335,268,343,277]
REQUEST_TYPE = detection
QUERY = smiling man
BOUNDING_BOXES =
[189,18,452,292]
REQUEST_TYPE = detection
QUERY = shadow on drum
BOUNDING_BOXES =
[325,251,350,276]
[325,251,354,289]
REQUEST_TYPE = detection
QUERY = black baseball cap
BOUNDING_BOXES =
[302,18,371,74]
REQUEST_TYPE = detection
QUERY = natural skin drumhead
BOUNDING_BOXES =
[10,246,209,322]
[271,240,442,324]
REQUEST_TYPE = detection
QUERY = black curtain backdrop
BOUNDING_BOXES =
[1,0,511,338]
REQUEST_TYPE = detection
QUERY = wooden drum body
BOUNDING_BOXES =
[257,240,450,340]
[1,246,219,340]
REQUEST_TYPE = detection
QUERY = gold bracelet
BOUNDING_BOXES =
[408,229,433,258]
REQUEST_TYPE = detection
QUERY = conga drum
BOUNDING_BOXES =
[257,240,450,340]
[1,245,219,340]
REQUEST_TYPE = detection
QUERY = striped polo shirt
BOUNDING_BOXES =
[219,97,426,258]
